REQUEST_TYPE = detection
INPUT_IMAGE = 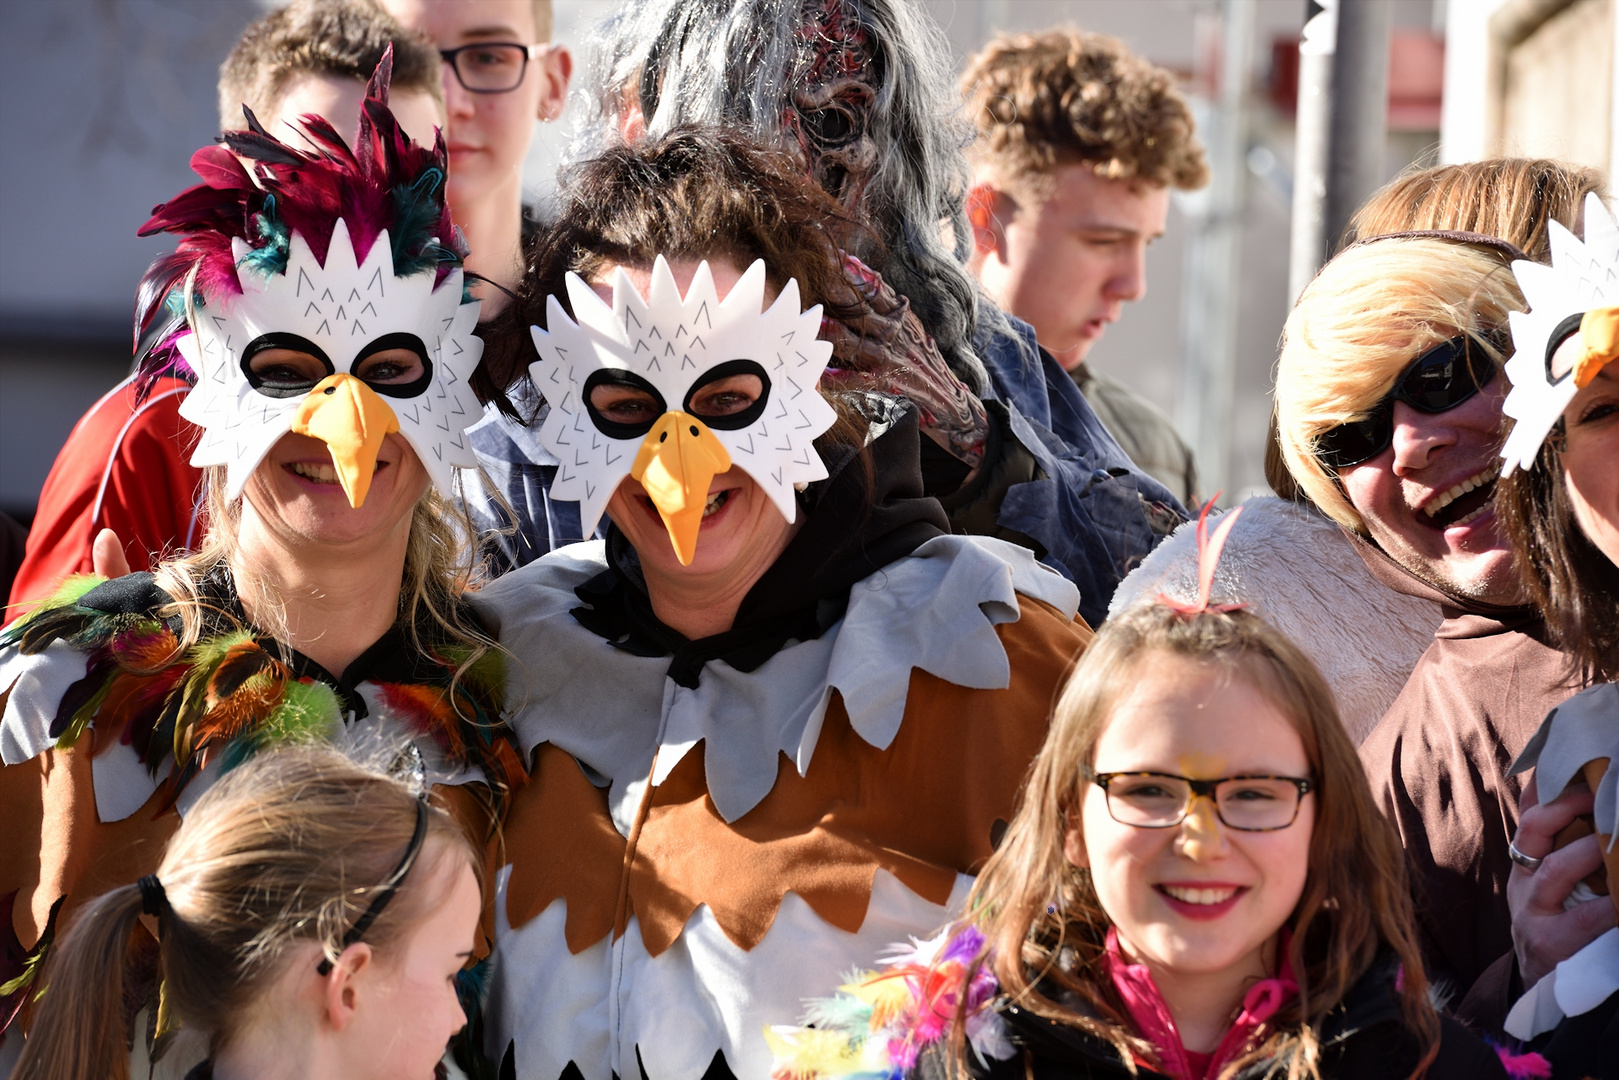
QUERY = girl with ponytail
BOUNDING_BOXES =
[13,747,481,1080]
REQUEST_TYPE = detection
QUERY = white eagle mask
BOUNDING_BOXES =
[529,256,838,564]
[177,217,484,507]
[1503,192,1619,474]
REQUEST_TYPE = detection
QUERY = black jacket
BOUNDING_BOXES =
[916,958,1508,1080]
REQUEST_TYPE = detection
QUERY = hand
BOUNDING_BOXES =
[91,528,131,580]
[820,256,987,472]
[1509,775,1618,988]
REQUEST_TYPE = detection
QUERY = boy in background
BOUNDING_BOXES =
[961,27,1207,505]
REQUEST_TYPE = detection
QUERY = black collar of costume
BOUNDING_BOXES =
[571,403,949,689]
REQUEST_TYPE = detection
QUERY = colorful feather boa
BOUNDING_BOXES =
[1,574,521,805]
[765,925,1012,1079]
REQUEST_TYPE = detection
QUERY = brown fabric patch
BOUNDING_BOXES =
[506,597,1089,957]
[502,742,626,953]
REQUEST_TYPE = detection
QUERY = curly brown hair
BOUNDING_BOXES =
[960,27,1208,199]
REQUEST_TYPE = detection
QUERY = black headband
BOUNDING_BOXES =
[1335,228,1531,266]
[317,795,431,976]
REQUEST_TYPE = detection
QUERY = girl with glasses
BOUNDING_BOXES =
[12,748,482,1080]
[771,510,1513,1080]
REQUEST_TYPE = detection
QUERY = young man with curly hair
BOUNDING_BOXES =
[962,28,1208,504]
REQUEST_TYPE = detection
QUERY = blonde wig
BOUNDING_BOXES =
[1275,239,1523,532]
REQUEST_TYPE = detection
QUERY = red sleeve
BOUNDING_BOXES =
[7,378,203,618]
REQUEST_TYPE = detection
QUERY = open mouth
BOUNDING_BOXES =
[1154,883,1247,919]
[1158,884,1240,906]
[1419,463,1499,530]
[286,460,386,485]
[636,488,734,520]
[703,489,731,518]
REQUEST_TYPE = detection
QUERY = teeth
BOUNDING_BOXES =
[702,490,728,517]
[1423,462,1500,517]
[290,461,338,483]
[1162,885,1238,906]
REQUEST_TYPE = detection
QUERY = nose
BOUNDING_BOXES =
[441,61,476,121]
[1387,400,1459,474]
[1174,794,1228,862]
[1104,241,1148,304]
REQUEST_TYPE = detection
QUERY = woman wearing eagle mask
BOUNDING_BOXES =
[0,56,520,1063]
[470,129,1092,1080]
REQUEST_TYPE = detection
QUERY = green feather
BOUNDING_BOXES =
[260,678,342,745]
[2,574,106,644]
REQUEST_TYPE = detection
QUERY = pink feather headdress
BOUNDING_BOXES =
[129,46,462,399]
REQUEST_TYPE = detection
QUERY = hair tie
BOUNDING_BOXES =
[1157,494,1247,615]
[137,874,172,919]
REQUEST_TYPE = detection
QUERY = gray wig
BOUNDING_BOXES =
[573,0,1025,394]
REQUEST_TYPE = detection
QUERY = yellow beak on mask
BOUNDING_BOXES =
[291,373,400,508]
[630,411,733,565]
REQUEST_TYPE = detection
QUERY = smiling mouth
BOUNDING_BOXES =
[287,460,385,485]
[635,488,734,520]
[1420,463,1500,529]
[1158,884,1241,906]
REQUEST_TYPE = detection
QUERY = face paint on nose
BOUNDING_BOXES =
[1176,797,1227,863]
[291,373,400,507]
[630,411,733,565]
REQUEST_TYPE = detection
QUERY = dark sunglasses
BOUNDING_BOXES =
[1314,332,1505,469]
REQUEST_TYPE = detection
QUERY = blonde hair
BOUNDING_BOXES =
[959,602,1436,1079]
[1274,239,1523,532]
[14,748,479,1080]
[1348,159,1608,263]
[151,465,496,695]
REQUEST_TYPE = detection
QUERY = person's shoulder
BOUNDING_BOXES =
[467,540,607,631]
[1320,957,1511,1080]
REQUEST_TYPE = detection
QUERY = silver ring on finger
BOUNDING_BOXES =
[1508,840,1544,872]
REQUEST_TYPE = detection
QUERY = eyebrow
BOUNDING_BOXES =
[456,25,525,41]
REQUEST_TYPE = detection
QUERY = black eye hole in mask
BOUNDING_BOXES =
[585,369,668,440]
[1545,312,1587,384]
[242,333,336,398]
[352,332,434,398]
[683,360,772,431]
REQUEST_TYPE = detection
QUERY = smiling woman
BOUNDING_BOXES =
[470,129,1094,1080]
[0,65,521,1070]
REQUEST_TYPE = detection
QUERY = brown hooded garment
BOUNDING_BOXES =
[1352,535,1578,1006]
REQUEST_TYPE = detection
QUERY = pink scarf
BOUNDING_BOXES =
[1104,927,1298,1080]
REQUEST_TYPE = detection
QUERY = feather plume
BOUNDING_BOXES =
[131,43,462,391]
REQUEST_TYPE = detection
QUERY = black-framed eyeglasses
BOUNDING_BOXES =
[1314,331,1507,470]
[439,42,543,94]
[1084,767,1313,832]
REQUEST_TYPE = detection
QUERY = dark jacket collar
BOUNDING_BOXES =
[571,404,949,689]
[995,952,1408,1077]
